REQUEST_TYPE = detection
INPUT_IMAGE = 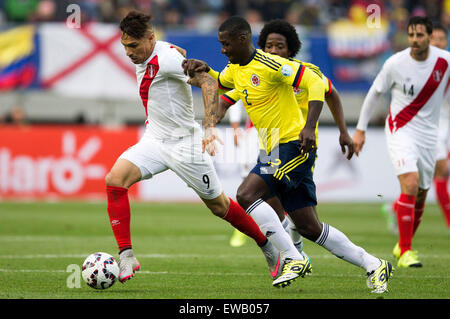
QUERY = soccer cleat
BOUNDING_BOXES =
[300,251,312,275]
[229,229,247,247]
[293,239,312,275]
[272,257,312,288]
[366,259,393,293]
[392,242,401,259]
[118,249,141,283]
[260,240,281,279]
[381,203,398,235]
[397,250,422,268]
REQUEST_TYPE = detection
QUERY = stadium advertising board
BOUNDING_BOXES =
[0,125,139,200]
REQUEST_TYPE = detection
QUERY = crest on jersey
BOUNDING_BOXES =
[251,74,260,86]
[148,64,156,78]
[433,70,442,82]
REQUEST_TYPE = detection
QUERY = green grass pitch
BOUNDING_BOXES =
[0,201,449,299]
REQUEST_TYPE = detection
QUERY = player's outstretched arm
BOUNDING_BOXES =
[352,84,382,156]
[187,71,224,155]
[325,84,354,160]
[299,100,323,155]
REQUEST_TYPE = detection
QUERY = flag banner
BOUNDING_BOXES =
[39,23,137,98]
[0,25,40,90]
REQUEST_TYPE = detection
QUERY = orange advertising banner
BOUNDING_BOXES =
[0,125,139,200]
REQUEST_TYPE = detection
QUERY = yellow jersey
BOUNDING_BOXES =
[210,49,325,153]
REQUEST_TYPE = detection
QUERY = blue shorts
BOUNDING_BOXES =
[250,140,317,212]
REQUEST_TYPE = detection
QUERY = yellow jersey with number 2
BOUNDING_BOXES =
[211,49,325,153]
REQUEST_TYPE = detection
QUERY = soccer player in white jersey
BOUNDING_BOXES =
[430,25,450,232]
[105,10,284,285]
[353,16,450,268]
[382,24,450,235]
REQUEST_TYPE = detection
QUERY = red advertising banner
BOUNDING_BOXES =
[0,125,139,200]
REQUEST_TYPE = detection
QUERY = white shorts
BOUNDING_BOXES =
[436,120,449,161]
[385,126,436,189]
[119,133,223,200]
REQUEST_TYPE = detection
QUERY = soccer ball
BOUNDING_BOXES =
[81,252,119,290]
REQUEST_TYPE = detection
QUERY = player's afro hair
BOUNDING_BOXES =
[119,10,153,39]
[258,19,302,58]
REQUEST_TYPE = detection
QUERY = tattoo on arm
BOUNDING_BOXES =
[195,73,220,128]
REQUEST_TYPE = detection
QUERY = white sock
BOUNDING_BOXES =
[316,223,381,273]
[282,215,304,253]
[246,199,303,260]
[286,214,303,245]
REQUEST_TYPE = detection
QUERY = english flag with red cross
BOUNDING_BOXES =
[39,23,138,99]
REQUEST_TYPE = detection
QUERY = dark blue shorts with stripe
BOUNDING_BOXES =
[250,140,317,212]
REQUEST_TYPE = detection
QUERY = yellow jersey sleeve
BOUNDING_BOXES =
[215,64,235,91]
[294,66,325,102]
[207,68,219,80]
[266,57,325,102]
[208,66,233,95]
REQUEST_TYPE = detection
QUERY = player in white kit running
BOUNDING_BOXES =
[105,10,288,286]
[381,24,450,237]
[429,25,450,233]
[353,16,450,268]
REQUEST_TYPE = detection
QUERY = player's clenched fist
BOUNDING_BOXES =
[182,59,210,77]
[298,127,317,155]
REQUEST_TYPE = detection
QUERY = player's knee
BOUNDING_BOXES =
[105,171,125,188]
[399,173,419,195]
[236,188,253,210]
[297,223,322,241]
[404,182,419,195]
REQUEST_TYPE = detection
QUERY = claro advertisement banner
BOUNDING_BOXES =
[0,125,139,199]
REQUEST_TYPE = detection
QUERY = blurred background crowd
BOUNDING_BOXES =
[0,0,448,34]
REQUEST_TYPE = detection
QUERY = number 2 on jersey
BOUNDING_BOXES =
[243,89,252,106]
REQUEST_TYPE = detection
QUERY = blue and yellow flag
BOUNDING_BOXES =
[0,25,39,90]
